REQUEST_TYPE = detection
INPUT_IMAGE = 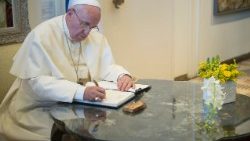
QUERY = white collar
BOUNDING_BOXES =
[62,14,73,40]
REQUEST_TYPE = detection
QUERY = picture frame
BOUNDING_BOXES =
[0,0,30,45]
[214,0,250,15]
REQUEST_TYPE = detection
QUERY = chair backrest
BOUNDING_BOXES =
[0,44,19,103]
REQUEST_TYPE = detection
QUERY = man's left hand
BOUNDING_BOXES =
[117,75,135,91]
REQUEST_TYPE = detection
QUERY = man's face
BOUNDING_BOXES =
[67,5,101,42]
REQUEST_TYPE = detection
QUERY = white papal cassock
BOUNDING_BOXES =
[0,15,130,108]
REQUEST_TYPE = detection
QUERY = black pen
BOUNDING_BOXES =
[93,80,106,99]
[93,80,99,87]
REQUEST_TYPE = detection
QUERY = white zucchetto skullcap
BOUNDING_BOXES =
[68,0,101,10]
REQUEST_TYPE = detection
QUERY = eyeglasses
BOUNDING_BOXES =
[73,9,99,31]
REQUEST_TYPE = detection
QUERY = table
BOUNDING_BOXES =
[50,79,250,141]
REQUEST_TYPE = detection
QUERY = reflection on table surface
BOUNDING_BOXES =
[0,79,250,141]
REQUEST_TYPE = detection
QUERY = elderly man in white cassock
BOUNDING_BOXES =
[0,0,134,106]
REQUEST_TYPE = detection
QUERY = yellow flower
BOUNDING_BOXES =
[199,62,206,70]
[223,71,231,78]
[232,70,239,75]
[220,64,228,71]
[198,56,241,83]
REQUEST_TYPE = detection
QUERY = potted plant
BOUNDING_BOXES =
[198,56,241,104]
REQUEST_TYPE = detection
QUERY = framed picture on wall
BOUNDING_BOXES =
[0,0,30,45]
[214,0,250,15]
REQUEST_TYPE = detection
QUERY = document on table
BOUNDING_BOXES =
[74,81,150,108]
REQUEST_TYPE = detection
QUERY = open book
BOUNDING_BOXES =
[74,81,150,108]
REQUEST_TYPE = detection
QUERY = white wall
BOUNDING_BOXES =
[100,0,174,80]
[173,0,193,79]
[100,0,250,79]
[184,0,250,77]
[198,0,250,64]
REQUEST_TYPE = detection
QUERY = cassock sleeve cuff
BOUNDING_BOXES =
[74,85,86,101]
[117,73,132,82]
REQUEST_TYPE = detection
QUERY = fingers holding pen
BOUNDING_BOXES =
[96,87,106,99]
[84,86,106,101]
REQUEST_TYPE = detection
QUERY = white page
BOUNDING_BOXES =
[75,90,134,108]
[86,81,150,93]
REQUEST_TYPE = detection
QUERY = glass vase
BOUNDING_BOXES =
[221,81,236,104]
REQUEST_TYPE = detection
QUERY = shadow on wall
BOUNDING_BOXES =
[0,44,19,103]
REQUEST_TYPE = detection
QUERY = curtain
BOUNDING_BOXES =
[65,0,69,12]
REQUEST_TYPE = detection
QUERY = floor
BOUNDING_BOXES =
[190,58,250,97]
[236,58,250,97]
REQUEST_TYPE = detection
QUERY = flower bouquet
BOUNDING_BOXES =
[198,56,242,104]
[198,56,240,83]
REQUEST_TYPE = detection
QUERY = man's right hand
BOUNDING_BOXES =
[84,86,106,101]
